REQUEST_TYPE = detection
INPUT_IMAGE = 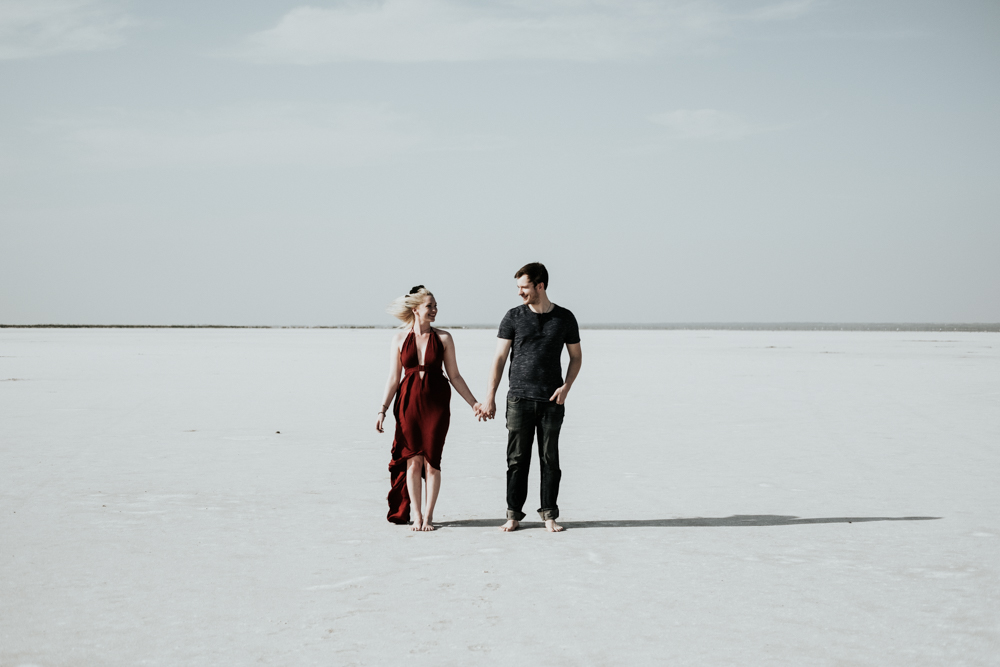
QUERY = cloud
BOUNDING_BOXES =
[235,0,818,64]
[34,103,434,169]
[647,109,763,140]
[740,0,814,22]
[0,0,132,60]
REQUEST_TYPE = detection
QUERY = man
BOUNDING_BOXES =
[479,262,582,533]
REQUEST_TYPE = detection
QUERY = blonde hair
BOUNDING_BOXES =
[387,285,434,327]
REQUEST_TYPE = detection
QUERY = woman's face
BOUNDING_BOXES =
[412,295,437,323]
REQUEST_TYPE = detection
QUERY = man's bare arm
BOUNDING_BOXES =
[483,338,513,420]
[549,342,582,405]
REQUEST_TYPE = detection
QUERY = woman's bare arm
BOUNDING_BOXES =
[375,332,405,433]
[438,331,480,410]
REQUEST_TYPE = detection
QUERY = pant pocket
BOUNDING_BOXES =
[542,403,565,427]
[506,397,523,431]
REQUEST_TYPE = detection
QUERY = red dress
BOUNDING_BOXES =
[387,328,451,524]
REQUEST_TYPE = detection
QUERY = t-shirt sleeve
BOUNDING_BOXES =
[498,310,516,340]
[563,310,581,345]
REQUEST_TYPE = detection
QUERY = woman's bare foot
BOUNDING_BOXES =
[410,515,423,531]
[545,519,564,532]
[421,516,435,531]
[499,519,519,532]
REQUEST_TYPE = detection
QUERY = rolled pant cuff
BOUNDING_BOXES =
[506,509,526,521]
[537,508,559,521]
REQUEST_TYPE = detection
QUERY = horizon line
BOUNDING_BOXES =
[2,323,998,332]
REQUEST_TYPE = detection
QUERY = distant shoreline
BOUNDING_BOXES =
[2,323,998,332]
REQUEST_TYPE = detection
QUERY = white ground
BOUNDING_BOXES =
[1,328,998,666]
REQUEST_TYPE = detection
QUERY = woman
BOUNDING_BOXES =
[376,286,481,531]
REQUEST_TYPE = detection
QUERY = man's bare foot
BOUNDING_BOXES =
[410,515,423,531]
[421,516,435,531]
[545,519,564,532]
[499,519,519,532]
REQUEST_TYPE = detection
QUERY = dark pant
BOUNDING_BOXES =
[505,395,564,521]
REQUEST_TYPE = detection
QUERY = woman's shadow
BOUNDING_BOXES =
[436,515,940,529]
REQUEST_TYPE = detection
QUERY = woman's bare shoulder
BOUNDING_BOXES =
[432,327,452,343]
[390,329,408,345]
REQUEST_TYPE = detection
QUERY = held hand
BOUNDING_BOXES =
[376,413,385,433]
[549,385,570,405]
[473,402,485,420]
[486,399,496,420]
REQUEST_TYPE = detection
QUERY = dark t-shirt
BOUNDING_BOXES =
[498,304,581,401]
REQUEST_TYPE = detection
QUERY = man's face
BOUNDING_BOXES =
[516,275,542,305]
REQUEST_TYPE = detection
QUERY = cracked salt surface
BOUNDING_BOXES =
[1,328,998,666]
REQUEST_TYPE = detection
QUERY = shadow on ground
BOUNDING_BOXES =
[436,515,941,529]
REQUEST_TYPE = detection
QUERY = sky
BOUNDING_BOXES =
[1,0,998,326]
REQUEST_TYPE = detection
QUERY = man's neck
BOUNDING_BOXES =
[527,296,554,314]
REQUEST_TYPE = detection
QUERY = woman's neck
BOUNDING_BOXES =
[413,321,432,334]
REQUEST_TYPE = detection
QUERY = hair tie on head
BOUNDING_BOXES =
[409,285,424,295]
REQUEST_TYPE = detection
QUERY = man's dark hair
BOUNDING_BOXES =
[515,262,548,290]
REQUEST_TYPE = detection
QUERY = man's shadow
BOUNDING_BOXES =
[436,515,941,529]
